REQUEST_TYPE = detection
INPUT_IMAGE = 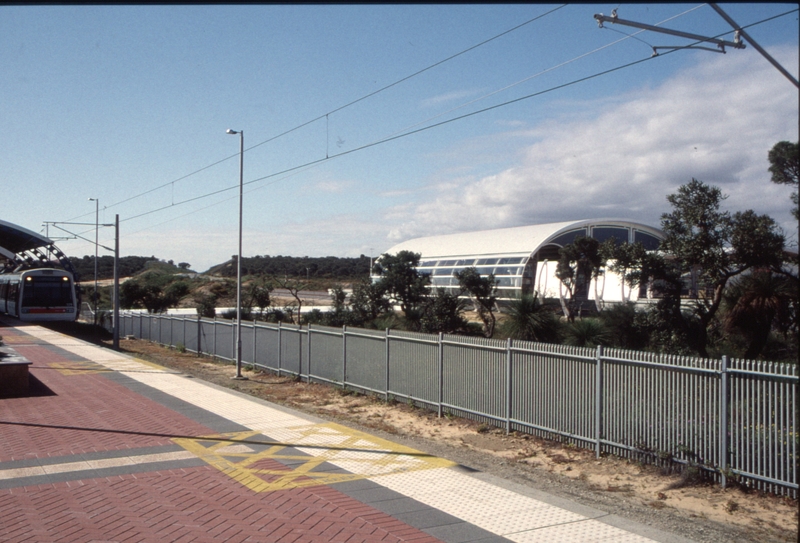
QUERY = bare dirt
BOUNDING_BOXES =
[106,337,798,543]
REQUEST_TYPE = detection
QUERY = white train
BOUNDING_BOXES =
[0,268,78,322]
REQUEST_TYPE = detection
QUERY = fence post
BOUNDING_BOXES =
[437,332,443,418]
[506,337,512,435]
[213,317,217,359]
[385,328,390,401]
[596,344,604,458]
[277,321,282,377]
[307,323,312,381]
[720,355,729,488]
[299,323,304,382]
[197,315,202,356]
[342,325,348,389]
[252,321,257,369]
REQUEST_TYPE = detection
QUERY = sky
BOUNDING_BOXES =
[2,4,798,273]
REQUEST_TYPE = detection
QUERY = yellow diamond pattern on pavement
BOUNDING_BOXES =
[48,360,110,376]
[174,425,454,493]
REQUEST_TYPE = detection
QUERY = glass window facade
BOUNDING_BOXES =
[395,253,531,298]
[591,227,629,245]
[376,221,664,302]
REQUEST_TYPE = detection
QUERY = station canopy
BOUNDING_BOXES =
[0,220,76,276]
[380,219,665,300]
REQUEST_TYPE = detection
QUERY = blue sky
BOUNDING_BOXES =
[2,4,798,273]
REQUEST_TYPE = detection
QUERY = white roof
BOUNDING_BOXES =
[384,219,663,259]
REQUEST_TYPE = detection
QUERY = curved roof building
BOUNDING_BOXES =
[380,219,664,302]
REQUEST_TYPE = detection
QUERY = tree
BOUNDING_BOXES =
[601,240,648,303]
[271,275,310,324]
[454,267,498,338]
[597,303,650,351]
[348,278,390,325]
[246,277,273,319]
[768,141,799,220]
[555,236,604,321]
[722,270,795,359]
[120,271,189,313]
[643,179,785,356]
[419,289,468,334]
[500,294,562,343]
[372,251,430,327]
[194,293,218,318]
[564,318,610,348]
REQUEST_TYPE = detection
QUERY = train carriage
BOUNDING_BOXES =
[0,268,78,322]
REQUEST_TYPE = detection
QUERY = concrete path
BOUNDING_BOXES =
[0,320,694,543]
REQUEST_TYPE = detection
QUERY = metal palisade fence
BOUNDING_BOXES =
[119,312,798,497]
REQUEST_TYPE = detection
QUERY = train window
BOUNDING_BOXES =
[21,276,73,307]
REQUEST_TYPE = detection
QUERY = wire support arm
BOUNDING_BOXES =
[594,11,745,52]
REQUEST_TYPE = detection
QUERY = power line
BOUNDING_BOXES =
[70,8,799,240]
[61,5,567,225]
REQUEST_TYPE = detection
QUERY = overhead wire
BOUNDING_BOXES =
[382,4,706,140]
[68,7,798,249]
[60,4,567,226]
[114,6,713,226]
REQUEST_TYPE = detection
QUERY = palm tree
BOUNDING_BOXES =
[500,294,562,343]
[723,269,794,359]
[564,318,611,348]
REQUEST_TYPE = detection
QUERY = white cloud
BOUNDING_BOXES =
[99,46,798,270]
[421,89,481,108]
[386,46,799,246]
[313,179,355,193]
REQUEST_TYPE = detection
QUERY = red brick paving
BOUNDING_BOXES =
[0,324,444,543]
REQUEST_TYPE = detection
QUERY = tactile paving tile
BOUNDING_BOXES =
[508,518,655,542]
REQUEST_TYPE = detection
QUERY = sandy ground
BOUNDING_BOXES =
[106,338,798,542]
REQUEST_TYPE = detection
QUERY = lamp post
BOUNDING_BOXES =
[226,129,247,380]
[88,198,99,325]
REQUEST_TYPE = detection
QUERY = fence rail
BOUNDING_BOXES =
[119,312,798,497]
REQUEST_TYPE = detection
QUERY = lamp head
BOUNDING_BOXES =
[226,129,239,135]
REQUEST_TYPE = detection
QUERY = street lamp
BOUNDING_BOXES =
[88,198,99,325]
[227,129,247,380]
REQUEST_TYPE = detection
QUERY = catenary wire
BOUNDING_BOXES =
[68,8,798,250]
[60,5,567,225]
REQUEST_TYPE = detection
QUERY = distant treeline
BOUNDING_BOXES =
[68,255,186,281]
[217,255,372,279]
[68,254,373,281]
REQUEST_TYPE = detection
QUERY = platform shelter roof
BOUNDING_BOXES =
[0,219,76,275]
[0,220,52,255]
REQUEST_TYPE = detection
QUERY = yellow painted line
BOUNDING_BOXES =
[174,425,454,493]
[48,360,110,376]
[0,451,196,480]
